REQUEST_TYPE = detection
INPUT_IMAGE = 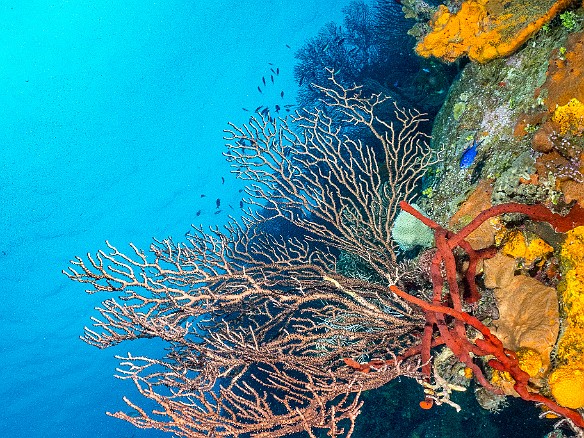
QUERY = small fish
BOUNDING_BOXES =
[216,198,221,208]
[422,68,430,73]
[255,105,262,113]
[214,209,222,214]
[196,210,201,216]
[280,91,284,98]
[275,104,280,112]
[262,77,266,86]
[242,107,249,111]
[239,200,244,208]
[286,44,291,49]
[459,136,485,169]
[200,194,206,198]
[270,75,274,83]
[125,410,142,418]
[257,86,262,93]
[221,176,225,184]
[276,67,279,75]
[261,107,269,116]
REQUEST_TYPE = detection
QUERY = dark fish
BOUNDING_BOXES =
[299,74,304,86]
[242,107,249,111]
[229,204,234,209]
[286,44,291,49]
[262,77,266,86]
[239,200,244,208]
[276,67,279,75]
[216,198,221,208]
[270,68,276,74]
[268,62,274,65]
[270,75,274,83]
[200,194,206,198]
[221,176,225,184]
[275,104,280,112]
[257,86,262,93]
[238,189,243,193]
[255,105,262,113]
[125,410,142,418]
[196,210,201,216]
[280,91,284,98]
[214,210,222,214]
[336,37,345,46]
[261,107,269,116]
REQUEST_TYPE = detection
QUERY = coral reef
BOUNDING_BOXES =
[415,6,584,431]
[548,226,584,409]
[517,29,584,212]
[294,0,458,115]
[421,9,584,226]
[415,0,576,63]
[68,1,584,436]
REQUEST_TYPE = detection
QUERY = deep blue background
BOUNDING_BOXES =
[0,1,350,436]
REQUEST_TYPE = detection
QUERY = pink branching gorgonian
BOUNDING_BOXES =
[65,71,439,437]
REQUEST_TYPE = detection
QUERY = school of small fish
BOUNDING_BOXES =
[196,45,296,222]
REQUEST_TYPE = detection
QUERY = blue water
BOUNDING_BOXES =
[0,1,351,436]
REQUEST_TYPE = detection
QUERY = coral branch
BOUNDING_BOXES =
[66,75,435,437]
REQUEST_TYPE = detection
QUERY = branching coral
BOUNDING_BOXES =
[65,75,439,437]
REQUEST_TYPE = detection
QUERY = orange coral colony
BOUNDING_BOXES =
[415,0,576,63]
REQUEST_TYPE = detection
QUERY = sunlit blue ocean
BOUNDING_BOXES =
[0,1,351,436]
